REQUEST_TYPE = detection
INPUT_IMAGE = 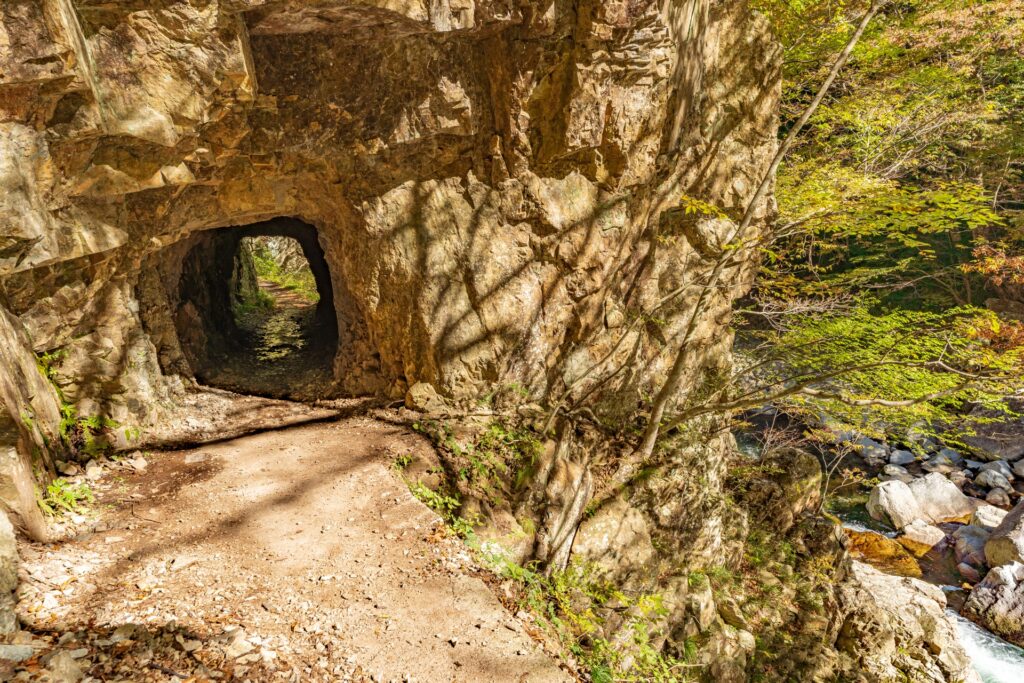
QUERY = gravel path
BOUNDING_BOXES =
[12,417,571,683]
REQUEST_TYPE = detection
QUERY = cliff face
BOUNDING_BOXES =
[0,0,780,529]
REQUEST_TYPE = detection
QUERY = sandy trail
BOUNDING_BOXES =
[14,416,571,683]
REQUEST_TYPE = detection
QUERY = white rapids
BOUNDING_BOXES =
[949,610,1024,683]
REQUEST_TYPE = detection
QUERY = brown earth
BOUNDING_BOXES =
[12,417,573,682]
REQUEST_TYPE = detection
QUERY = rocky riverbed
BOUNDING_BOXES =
[815,403,1024,680]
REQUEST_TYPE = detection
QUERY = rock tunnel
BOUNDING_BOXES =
[0,0,780,538]
[167,219,340,400]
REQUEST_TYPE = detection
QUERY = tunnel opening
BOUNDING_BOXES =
[172,219,340,400]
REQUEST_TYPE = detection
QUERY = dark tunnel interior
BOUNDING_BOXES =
[173,218,339,399]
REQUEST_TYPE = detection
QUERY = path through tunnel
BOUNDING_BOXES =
[173,218,339,400]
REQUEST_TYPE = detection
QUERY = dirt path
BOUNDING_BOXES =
[13,417,572,682]
[200,280,336,400]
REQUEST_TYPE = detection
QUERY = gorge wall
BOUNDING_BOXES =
[0,0,779,532]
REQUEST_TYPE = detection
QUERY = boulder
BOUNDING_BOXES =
[976,469,1012,491]
[907,473,974,524]
[889,449,916,466]
[847,529,922,578]
[962,562,1024,647]
[1015,459,1024,479]
[986,501,1024,568]
[937,447,964,464]
[986,487,1013,508]
[835,561,980,683]
[867,480,924,529]
[898,520,946,558]
[404,382,447,413]
[953,524,990,570]
[947,470,970,489]
[972,505,1009,532]
[980,460,1015,481]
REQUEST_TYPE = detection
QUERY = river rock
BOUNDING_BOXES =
[1014,459,1024,479]
[847,530,922,578]
[908,473,975,524]
[937,447,965,464]
[953,524,990,570]
[834,561,980,683]
[922,453,958,474]
[979,460,1015,481]
[889,449,917,466]
[959,562,983,583]
[976,469,1013,491]
[972,505,1009,532]
[962,562,1024,647]
[964,459,985,471]
[986,501,1024,567]
[986,487,1013,508]
[947,470,970,489]
[867,480,925,530]
[855,437,889,465]
[881,464,915,484]
[898,520,946,557]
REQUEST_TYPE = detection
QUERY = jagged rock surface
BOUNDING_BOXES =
[0,0,778,531]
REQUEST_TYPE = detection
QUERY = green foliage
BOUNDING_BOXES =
[475,548,688,682]
[250,243,319,303]
[38,478,93,517]
[750,303,1021,438]
[233,288,275,318]
[413,419,543,503]
[754,0,1023,310]
[35,349,67,386]
[59,403,119,458]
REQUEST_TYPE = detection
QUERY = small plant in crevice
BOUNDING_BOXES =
[38,478,94,517]
[59,404,119,459]
[407,481,479,538]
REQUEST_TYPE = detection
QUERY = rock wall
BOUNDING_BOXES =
[0,0,780,530]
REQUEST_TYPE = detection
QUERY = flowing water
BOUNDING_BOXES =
[949,610,1024,682]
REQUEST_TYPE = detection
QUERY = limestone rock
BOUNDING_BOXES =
[889,449,916,466]
[986,500,1024,568]
[0,512,16,635]
[976,468,1012,491]
[741,447,822,533]
[907,473,975,524]
[834,561,980,683]
[962,562,1024,647]
[571,497,653,579]
[898,520,946,558]
[867,480,924,530]
[972,504,1008,532]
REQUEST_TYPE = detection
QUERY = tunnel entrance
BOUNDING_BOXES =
[172,219,339,400]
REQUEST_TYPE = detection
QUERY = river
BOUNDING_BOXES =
[949,610,1024,682]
